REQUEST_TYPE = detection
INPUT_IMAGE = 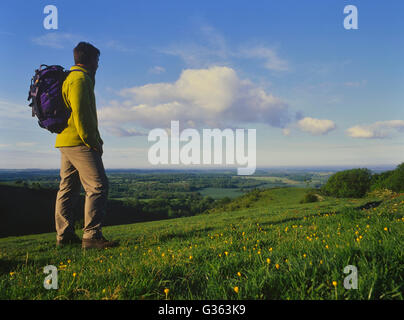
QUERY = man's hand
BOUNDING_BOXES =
[93,145,103,156]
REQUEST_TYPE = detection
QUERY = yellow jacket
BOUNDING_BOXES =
[55,65,103,150]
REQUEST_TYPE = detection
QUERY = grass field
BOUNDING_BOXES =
[241,174,331,188]
[242,176,302,185]
[0,187,403,300]
[199,187,244,199]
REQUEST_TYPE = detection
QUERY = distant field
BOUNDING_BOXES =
[110,188,244,201]
[242,174,332,188]
[242,176,302,186]
[199,187,244,199]
[0,187,402,300]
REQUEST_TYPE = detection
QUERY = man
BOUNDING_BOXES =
[55,42,117,249]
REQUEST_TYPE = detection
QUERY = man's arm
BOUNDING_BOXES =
[68,78,101,151]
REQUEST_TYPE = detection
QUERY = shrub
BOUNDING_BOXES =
[322,168,372,198]
[300,192,318,203]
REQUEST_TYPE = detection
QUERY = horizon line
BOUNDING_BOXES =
[0,164,398,171]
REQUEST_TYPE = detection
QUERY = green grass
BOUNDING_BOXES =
[0,188,403,300]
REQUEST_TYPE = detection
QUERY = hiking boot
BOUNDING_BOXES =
[56,234,82,247]
[82,236,119,249]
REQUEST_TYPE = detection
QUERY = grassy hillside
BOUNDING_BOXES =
[0,184,168,238]
[0,187,403,300]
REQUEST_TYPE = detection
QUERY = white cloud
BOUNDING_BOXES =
[0,99,27,119]
[346,126,375,139]
[102,146,150,168]
[297,117,336,136]
[105,40,135,53]
[238,46,289,72]
[347,120,404,139]
[160,25,228,68]
[343,80,367,88]
[15,142,37,147]
[31,32,82,49]
[148,66,166,74]
[0,31,14,36]
[161,42,228,68]
[161,24,289,72]
[104,126,147,137]
[98,66,291,133]
[0,149,59,169]
[282,128,291,136]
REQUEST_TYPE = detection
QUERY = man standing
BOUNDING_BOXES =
[55,42,117,249]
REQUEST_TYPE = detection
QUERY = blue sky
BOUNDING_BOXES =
[1,0,404,169]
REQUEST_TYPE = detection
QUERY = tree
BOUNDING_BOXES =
[322,168,372,198]
[371,163,404,192]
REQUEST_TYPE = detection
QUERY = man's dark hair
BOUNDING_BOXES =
[73,42,100,66]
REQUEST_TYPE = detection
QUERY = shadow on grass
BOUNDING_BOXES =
[158,226,215,243]
[0,257,55,275]
[355,200,383,210]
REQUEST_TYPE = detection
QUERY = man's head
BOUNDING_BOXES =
[73,42,100,73]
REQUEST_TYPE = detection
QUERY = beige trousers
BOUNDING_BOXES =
[55,145,108,240]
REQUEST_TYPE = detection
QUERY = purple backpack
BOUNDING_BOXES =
[27,65,82,133]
